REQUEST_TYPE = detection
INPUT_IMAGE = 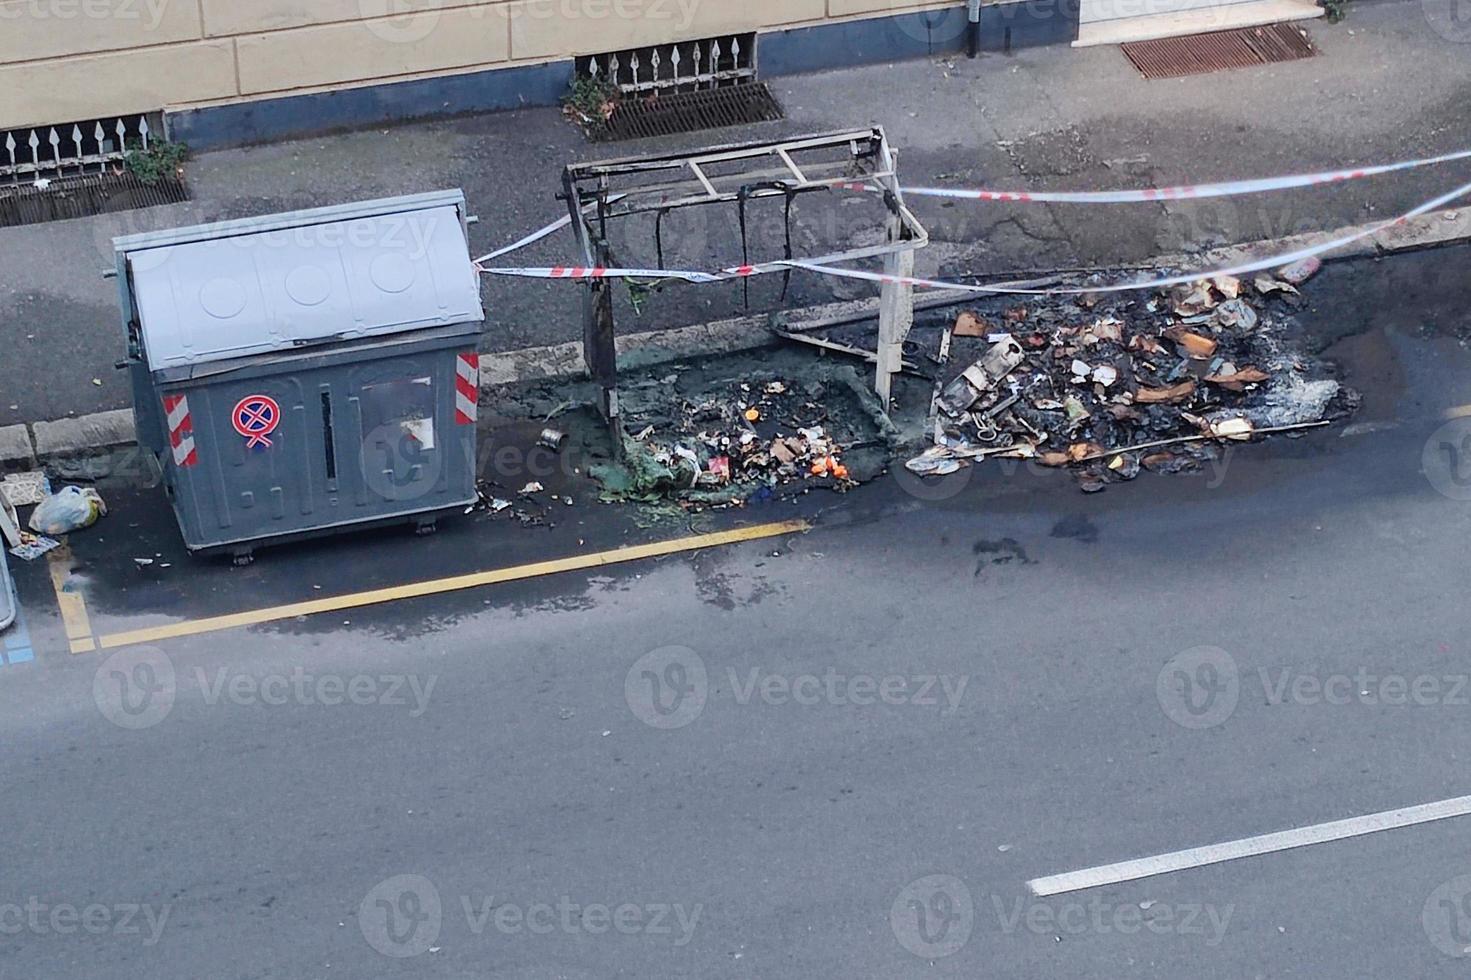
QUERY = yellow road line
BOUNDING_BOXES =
[46,546,97,654]
[97,519,810,650]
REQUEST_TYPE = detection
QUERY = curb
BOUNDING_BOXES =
[6,207,1467,465]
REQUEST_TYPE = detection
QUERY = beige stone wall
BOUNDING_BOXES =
[0,0,952,130]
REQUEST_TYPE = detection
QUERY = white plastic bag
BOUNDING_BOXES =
[28,486,107,536]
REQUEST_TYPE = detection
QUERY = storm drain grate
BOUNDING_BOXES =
[590,83,786,142]
[1122,22,1317,79]
[0,170,189,229]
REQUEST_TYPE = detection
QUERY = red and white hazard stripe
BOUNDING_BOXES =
[162,393,197,468]
[481,265,725,284]
[455,353,480,425]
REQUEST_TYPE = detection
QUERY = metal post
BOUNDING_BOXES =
[875,150,915,413]
[876,228,915,412]
[562,169,624,456]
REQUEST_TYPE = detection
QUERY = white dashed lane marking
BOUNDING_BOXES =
[1028,795,1471,896]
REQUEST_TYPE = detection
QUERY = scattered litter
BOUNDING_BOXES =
[133,558,154,566]
[490,497,512,513]
[1211,274,1241,299]
[1213,299,1259,331]
[1135,380,1196,404]
[1164,325,1218,359]
[1107,452,1141,480]
[28,486,107,536]
[1253,274,1299,296]
[1205,365,1270,391]
[0,471,50,508]
[1277,256,1322,285]
[1091,317,1124,344]
[953,310,991,338]
[1205,416,1256,441]
[589,364,884,509]
[905,447,964,476]
[938,335,1025,416]
[810,457,850,480]
[1170,282,1217,317]
[519,481,544,495]
[8,535,58,561]
[917,270,1352,492]
[537,428,568,451]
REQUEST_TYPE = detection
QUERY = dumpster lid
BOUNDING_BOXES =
[118,192,484,371]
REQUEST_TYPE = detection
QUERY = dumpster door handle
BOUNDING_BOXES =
[320,392,338,487]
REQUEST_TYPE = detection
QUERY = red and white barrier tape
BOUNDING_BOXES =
[478,177,1471,296]
[476,148,1471,270]
[482,265,728,283]
[789,176,1471,295]
[839,147,1471,204]
[472,193,631,267]
[473,215,570,265]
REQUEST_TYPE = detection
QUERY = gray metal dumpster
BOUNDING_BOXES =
[113,191,485,561]
[1,488,20,631]
[0,550,13,633]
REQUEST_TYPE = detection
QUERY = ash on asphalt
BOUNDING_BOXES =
[485,345,921,512]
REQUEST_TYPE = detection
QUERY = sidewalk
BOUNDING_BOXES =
[3,0,1470,431]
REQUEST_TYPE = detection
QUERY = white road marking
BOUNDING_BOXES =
[1028,794,1471,897]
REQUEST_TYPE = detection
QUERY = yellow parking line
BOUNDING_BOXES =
[96,519,811,650]
[46,546,97,654]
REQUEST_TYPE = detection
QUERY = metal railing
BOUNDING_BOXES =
[1,113,157,186]
[580,33,759,96]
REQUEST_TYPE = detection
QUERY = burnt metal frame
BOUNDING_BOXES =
[559,127,928,446]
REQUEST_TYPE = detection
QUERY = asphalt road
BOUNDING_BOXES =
[4,276,1471,977]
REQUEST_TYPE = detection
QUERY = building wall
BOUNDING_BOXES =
[0,0,1075,145]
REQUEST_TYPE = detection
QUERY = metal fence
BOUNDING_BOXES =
[580,33,759,95]
[1,113,156,186]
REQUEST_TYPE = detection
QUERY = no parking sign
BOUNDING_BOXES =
[232,395,281,449]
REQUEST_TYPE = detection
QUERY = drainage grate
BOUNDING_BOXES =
[590,83,786,142]
[1122,22,1317,79]
[0,171,190,229]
